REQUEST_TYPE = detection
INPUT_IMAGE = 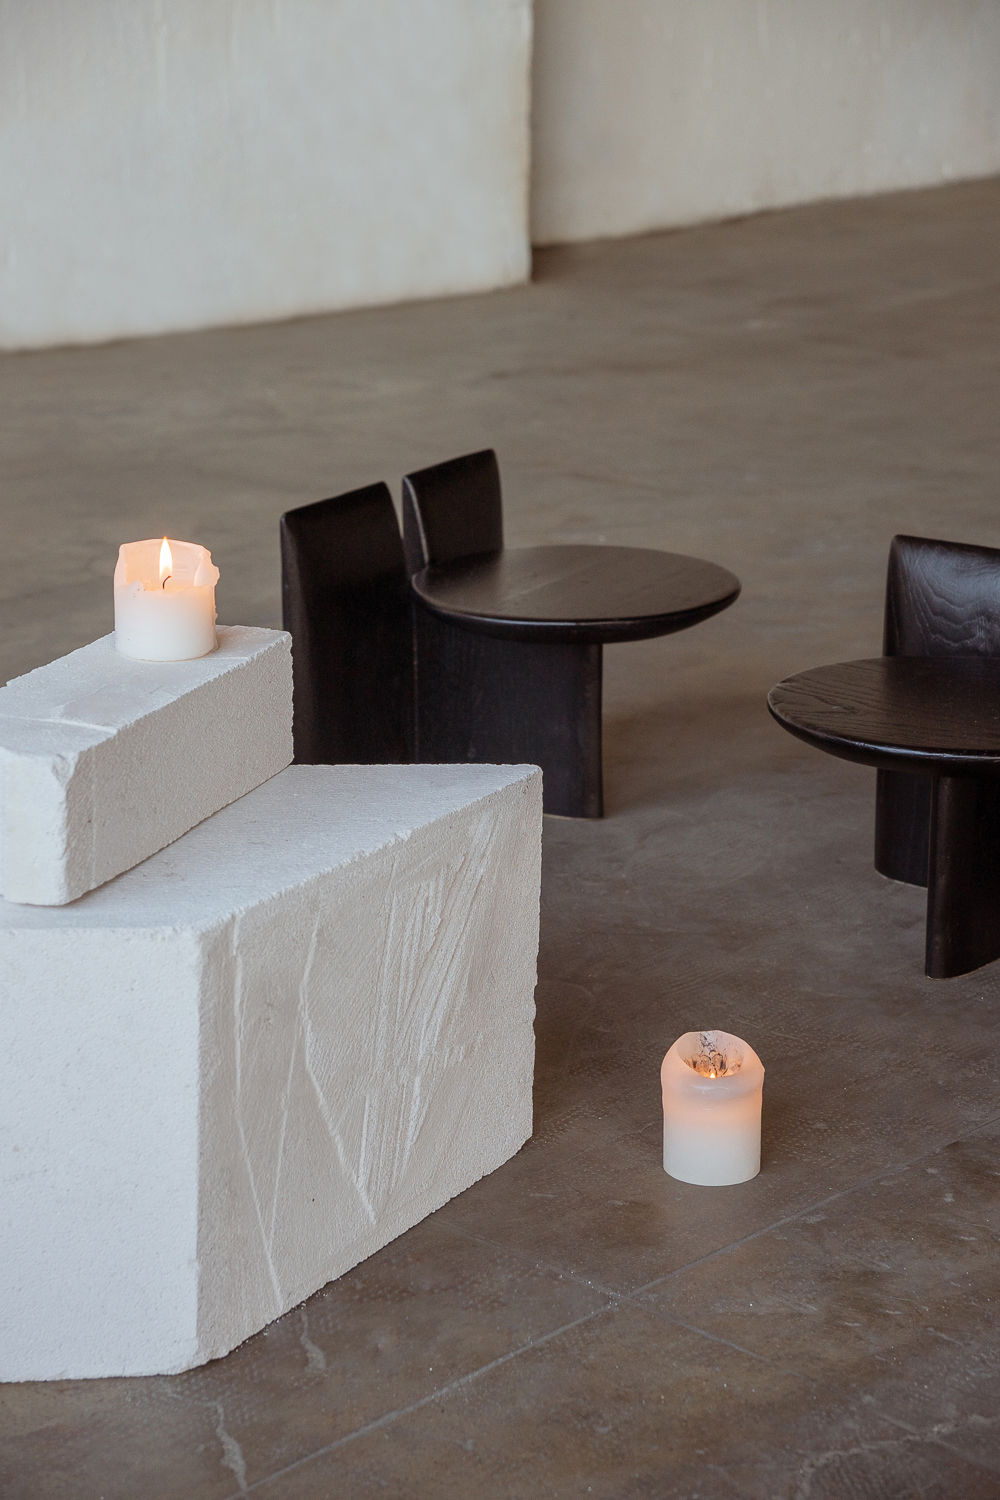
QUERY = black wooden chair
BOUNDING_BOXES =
[280,483,413,765]
[875,534,1000,886]
[402,449,503,576]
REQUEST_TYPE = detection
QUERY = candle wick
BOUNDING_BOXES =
[161,574,171,590]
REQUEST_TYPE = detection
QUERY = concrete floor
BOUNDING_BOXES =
[2,178,1000,1498]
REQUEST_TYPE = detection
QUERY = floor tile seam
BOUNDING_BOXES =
[626,1302,820,1384]
[438,1107,1000,1304]
[873,1410,1000,1478]
[229,1305,617,1498]
[925,1436,1000,1479]
[429,1217,914,1381]
[431,1217,627,1302]
[631,1120,1000,1298]
[959,1107,1000,1142]
[436,1218,912,1373]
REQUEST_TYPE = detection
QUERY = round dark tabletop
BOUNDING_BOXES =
[411,545,741,644]
[768,657,1000,775]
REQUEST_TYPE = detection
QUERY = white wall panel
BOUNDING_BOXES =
[0,0,532,348]
[531,0,1000,244]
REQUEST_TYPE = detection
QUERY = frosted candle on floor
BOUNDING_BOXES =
[661,1030,764,1186]
[114,538,219,661]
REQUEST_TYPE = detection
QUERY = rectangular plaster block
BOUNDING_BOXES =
[0,762,541,1380]
[0,626,292,904]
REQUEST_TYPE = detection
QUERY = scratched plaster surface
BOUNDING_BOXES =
[196,769,542,1364]
[0,765,541,1379]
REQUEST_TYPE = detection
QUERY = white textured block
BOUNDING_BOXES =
[0,626,293,905]
[0,763,541,1380]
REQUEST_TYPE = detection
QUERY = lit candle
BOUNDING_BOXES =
[661,1030,764,1186]
[114,538,220,661]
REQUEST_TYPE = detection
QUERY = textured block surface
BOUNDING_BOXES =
[0,626,292,904]
[0,763,541,1380]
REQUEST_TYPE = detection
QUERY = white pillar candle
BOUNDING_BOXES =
[114,538,219,661]
[661,1030,764,1186]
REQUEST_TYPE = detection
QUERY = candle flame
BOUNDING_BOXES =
[159,537,173,588]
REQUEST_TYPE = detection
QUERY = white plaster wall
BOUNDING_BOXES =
[0,0,532,349]
[531,0,1000,244]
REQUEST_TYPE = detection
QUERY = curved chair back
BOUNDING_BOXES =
[280,483,413,765]
[401,449,503,575]
[884,534,1000,657]
[877,533,1000,882]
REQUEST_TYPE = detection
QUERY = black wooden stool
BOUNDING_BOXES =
[403,451,741,817]
[768,534,1000,978]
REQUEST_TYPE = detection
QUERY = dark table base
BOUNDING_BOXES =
[875,768,1000,977]
[414,611,604,817]
[923,775,1000,978]
[412,545,741,819]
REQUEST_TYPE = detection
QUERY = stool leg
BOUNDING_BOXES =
[874,768,930,886]
[414,610,604,817]
[925,774,1000,977]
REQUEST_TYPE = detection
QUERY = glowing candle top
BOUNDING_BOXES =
[114,537,220,662]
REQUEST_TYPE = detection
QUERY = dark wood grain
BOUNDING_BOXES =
[878,533,1000,888]
[280,484,413,765]
[767,657,1000,773]
[883,534,1000,658]
[414,608,603,817]
[402,449,503,576]
[412,545,741,644]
